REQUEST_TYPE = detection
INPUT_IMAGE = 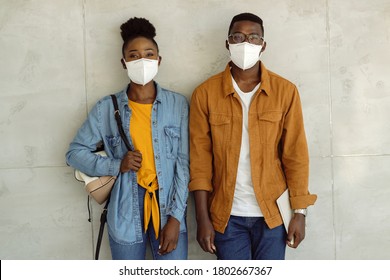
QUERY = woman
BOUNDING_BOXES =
[66,17,189,260]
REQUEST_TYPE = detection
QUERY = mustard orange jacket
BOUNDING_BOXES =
[189,62,317,233]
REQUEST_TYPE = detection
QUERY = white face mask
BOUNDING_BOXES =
[228,42,263,70]
[124,58,159,86]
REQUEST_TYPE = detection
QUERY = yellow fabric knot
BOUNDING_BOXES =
[141,180,160,239]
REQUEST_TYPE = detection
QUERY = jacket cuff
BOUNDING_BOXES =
[108,158,121,176]
[290,194,317,209]
[168,207,185,223]
[188,178,213,192]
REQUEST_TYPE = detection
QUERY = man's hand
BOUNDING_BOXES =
[193,190,216,254]
[196,215,216,254]
[286,213,306,248]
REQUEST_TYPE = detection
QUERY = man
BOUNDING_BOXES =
[189,12,317,260]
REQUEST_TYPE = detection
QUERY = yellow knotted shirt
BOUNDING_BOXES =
[129,100,160,239]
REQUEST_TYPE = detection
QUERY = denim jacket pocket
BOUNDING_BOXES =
[257,111,283,144]
[105,135,122,156]
[164,126,181,159]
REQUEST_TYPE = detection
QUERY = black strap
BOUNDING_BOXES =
[95,198,109,260]
[111,94,132,151]
[94,94,132,260]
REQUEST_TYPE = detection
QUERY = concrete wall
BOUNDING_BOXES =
[1,0,389,260]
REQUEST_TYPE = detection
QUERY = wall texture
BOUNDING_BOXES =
[1,0,389,260]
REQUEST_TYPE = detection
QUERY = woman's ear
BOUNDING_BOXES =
[121,58,127,69]
[158,56,162,66]
[225,40,229,50]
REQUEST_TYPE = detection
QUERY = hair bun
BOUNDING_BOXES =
[120,17,156,41]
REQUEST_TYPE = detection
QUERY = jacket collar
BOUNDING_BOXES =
[118,82,163,105]
[222,62,272,97]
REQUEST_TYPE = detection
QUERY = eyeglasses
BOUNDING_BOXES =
[228,32,264,45]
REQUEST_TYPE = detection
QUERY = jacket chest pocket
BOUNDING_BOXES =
[105,135,122,157]
[257,111,283,144]
[164,126,181,159]
[209,114,231,148]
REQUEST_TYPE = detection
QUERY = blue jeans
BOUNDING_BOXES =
[109,185,188,260]
[214,216,286,260]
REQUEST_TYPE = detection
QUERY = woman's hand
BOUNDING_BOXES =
[120,150,142,172]
[158,216,180,255]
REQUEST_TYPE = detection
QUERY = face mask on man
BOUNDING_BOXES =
[228,42,263,70]
[124,58,159,86]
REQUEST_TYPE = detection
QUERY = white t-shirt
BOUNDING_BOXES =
[230,76,263,217]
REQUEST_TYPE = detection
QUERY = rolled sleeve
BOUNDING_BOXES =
[189,88,214,193]
[290,194,317,209]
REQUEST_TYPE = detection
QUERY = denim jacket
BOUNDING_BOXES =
[66,83,189,245]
